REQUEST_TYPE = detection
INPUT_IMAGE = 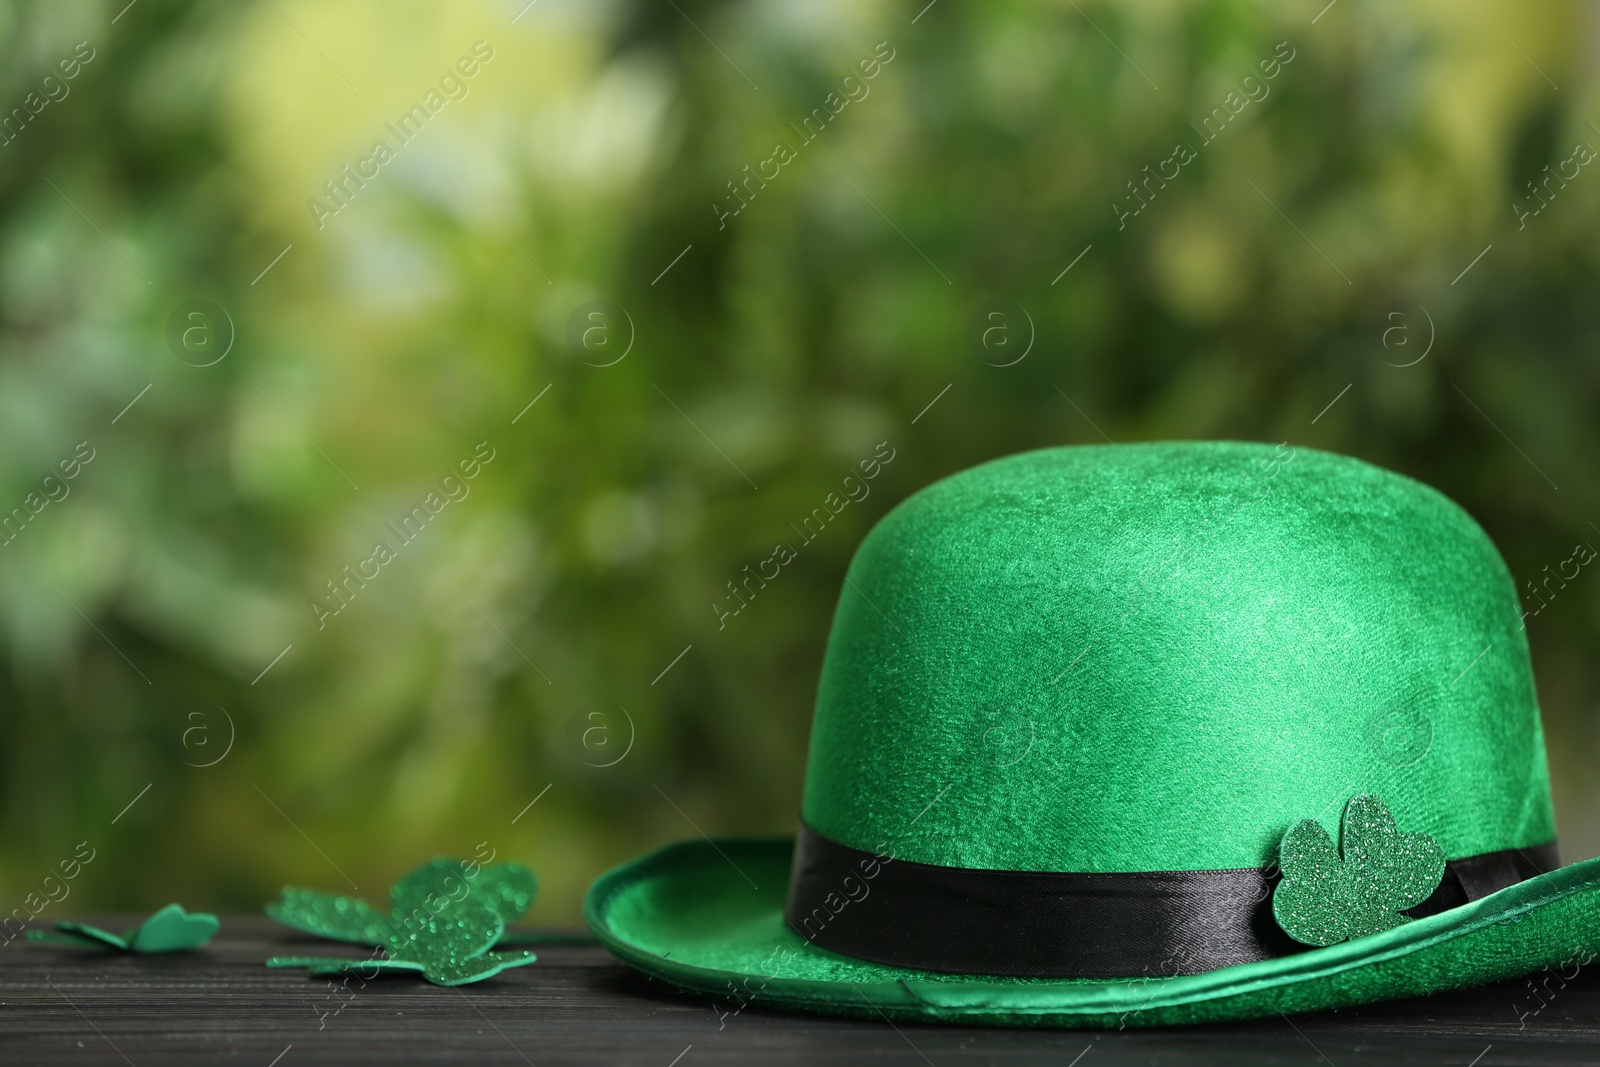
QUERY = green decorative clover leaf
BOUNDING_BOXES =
[265,857,540,986]
[27,903,219,953]
[1273,793,1446,947]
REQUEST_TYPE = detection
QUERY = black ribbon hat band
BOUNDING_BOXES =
[784,821,1560,979]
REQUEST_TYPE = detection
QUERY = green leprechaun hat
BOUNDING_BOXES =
[585,441,1600,1026]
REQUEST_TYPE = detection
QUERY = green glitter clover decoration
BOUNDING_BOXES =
[1273,793,1446,947]
[266,857,539,986]
[26,903,218,953]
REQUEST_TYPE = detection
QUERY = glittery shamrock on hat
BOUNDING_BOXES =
[1273,793,1446,947]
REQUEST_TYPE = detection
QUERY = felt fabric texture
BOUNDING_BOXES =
[1273,794,1446,947]
[585,837,1600,1027]
[803,442,1552,870]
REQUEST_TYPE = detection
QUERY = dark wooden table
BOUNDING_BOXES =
[2,918,1598,1065]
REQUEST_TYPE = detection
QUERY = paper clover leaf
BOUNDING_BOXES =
[27,903,218,953]
[265,857,539,986]
[1273,793,1446,947]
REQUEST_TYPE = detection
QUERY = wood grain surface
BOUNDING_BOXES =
[2,918,1597,1065]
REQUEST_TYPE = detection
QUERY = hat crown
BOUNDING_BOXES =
[800,442,1555,872]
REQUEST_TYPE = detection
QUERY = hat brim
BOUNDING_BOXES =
[584,836,1600,1027]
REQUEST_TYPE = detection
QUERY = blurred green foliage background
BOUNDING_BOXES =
[0,0,1597,925]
